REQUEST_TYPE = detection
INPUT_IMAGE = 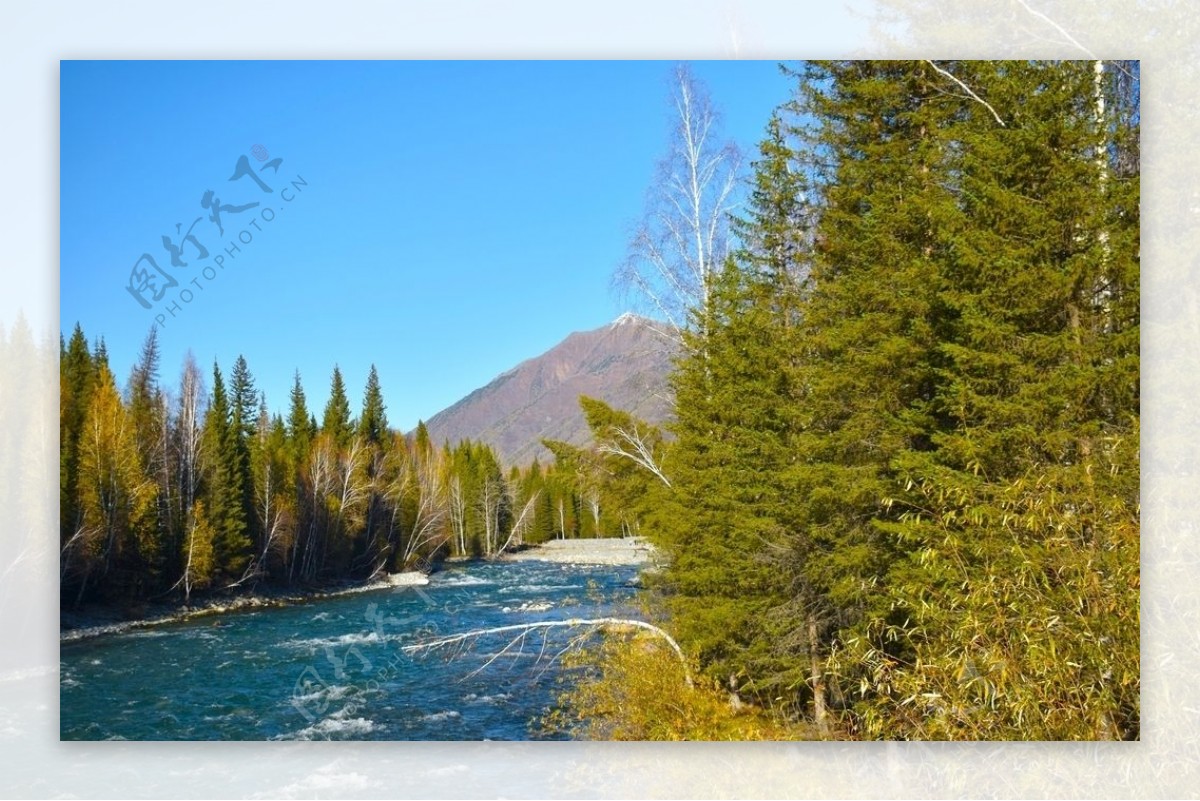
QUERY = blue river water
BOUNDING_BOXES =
[60,560,641,740]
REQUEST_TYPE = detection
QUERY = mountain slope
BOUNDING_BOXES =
[423,314,676,465]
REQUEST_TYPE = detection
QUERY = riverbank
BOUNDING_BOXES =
[60,571,429,643]
[61,539,657,642]
[500,537,659,566]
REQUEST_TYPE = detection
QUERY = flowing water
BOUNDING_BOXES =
[60,560,641,740]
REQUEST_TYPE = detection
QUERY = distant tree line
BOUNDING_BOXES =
[59,329,617,606]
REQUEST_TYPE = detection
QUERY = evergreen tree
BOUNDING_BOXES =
[287,371,315,461]
[60,323,94,552]
[356,366,390,574]
[768,60,962,732]
[524,458,556,544]
[284,372,317,584]
[202,361,251,582]
[127,327,170,590]
[127,328,162,440]
[322,365,353,449]
[823,60,1141,739]
[93,336,109,373]
[358,364,389,447]
[229,355,260,570]
[658,258,801,708]
[413,420,432,454]
[229,356,258,445]
[576,397,669,536]
[250,400,296,581]
[732,111,812,299]
[549,104,819,708]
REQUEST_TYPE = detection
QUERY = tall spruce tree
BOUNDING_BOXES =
[287,371,314,459]
[660,259,799,703]
[356,365,390,575]
[127,327,169,590]
[769,60,963,734]
[229,355,260,570]
[358,365,388,447]
[202,361,251,582]
[823,60,1141,740]
[60,324,95,554]
[322,365,353,449]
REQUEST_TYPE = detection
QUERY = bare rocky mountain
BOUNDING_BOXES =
[422,313,676,466]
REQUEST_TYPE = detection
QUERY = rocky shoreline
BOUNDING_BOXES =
[500,536,658,566]
[59,572,429,643]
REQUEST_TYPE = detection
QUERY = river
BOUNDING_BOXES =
[60,559,642,740]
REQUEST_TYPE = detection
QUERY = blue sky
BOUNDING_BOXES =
[61,60,794,431]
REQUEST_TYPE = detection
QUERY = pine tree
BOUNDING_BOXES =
[202,361,251,582]
[732,111,812,300]
[127,329,162,445]
[355,366,390,574]
[228,355,259,555]
[786,60,948,726]
[575,397,669,536]
[127,327,169,591]
[358,364,388,447]
[524,458,556,544]
[413,420,433,455]
[826,60,1141,740]
[322,365,353,449]
[60,323,95,553]
[658,258,801,706]
[286,371,315,463]
[641,102,822,716]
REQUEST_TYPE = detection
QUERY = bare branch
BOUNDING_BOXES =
[495,489,540,557]
[924,60,1006,127]
[1009,0,1098,60]
[595,424,672,488]
[403,617,693,686]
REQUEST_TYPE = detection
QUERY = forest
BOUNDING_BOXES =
[61,60,1139,741]
[58,329,627,606]
[560,60,1140,741]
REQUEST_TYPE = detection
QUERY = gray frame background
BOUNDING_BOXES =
[0,0,1191,796]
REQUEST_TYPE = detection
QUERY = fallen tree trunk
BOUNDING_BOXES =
[402,617,693,687]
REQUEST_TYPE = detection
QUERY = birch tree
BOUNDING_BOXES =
[447,473,468,555]
[249,401,293,583]
[328,435,370,574]
[175,352,205,541]
[296,432,335,581]
[400,441,450,567]
[616,63,742,343]
[177,500,215,605]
